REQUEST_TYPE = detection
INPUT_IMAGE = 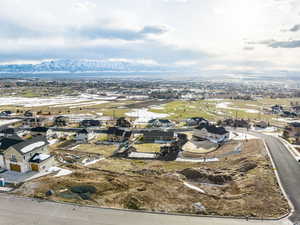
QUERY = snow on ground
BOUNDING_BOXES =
[53,100,107,108]
[82,158,104,166]
[48,139,58,145]
[150,105,165,110]
[176,158,219,163]
[128,152,157,158]
[216,102,260,114]
[63,114,100,122]
[253,127,277,133]
[216,102,232,109]
[0,94,114,107]
[229,132,258,140]
[126,108,169,124]
[48,167,72,177]
[0,119,21,126]
[183,182,205,193]
[275,118,300,123]
[205,98,224,101]
[244,109,260,113]
[70,145,79,150]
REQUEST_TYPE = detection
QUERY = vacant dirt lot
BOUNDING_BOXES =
[13,139,289,218]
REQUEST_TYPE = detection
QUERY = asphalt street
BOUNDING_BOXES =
[254,133,300,223]
[0,194,292,225]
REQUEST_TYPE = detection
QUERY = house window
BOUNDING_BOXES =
[11,155,17,162]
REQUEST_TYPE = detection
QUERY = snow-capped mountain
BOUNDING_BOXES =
[0,59,182,73]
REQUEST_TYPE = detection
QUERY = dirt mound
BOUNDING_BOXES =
[238,161,257,172]
[180,168,232,185]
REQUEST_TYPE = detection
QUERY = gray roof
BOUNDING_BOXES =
[0,135,23,152]
[11,136,49,155]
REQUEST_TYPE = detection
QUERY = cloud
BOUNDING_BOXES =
[70,24,168,40]
[244,46,255,51]
[289,24,300,32]
[269,40,300,48]
[0,38,209,64]
[246,39,275,45]
[0,17,168,41]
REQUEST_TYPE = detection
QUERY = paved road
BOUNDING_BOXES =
[253,133,300,224]
[0,194,292,225]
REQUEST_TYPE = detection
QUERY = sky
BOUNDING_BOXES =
[0,0,300,77]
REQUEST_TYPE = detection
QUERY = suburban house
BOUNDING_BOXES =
[116,117,132,128]
[281,111,297,118]
[271,105,283,114]
[142,130,175,143]
[0,128,16,138]
[0,110,12,116]
[107,127,132,142]
[54,116,69,127]
[23,118,44,127]
[254,121,268,129]
[30,127,54,138]
[193,123,229,144]
[148,119,174,128]
[0,136,54,173]
[24,110,33,117]
[75,129,95,143]
[221,119,250,128]
[80,119,101,128]
[283,122,300,144]
[186,117,208,126]
[292,105,300,114]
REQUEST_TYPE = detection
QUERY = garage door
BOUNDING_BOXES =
[10,163,21,172]
[31,164,39,172]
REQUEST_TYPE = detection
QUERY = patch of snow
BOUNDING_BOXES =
[205,98,224,101]
[216,102,260,114]
[128,152,157,158]
[20,141,45,153]
[48,167,72,177]
[0,119,21,126]
[230,132,258,140]
[183,182,205,193]
[275,118,300,123]
[48,139,58,145]
[82,158,104,166]
[0,94,113,107]
[126,108,169,124]
[253,127,277,132]
[150,105,165,110]
[70,145,79,150]
[176,158,219,163]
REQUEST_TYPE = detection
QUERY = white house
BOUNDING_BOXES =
[75,129,95,143]
[0,136,54,173]
[193,124,229,144]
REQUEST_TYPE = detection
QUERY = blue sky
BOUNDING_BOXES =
[0,0,300,76]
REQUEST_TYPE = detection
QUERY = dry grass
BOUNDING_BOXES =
[133,143,161,153]
[14,138,289,218]
[75,144,117,157]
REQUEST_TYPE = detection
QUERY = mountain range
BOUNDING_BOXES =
[0,59,188,73]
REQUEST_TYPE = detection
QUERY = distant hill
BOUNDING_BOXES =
[0,59,188,73]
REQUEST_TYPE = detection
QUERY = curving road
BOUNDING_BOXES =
[253,133,300,224]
